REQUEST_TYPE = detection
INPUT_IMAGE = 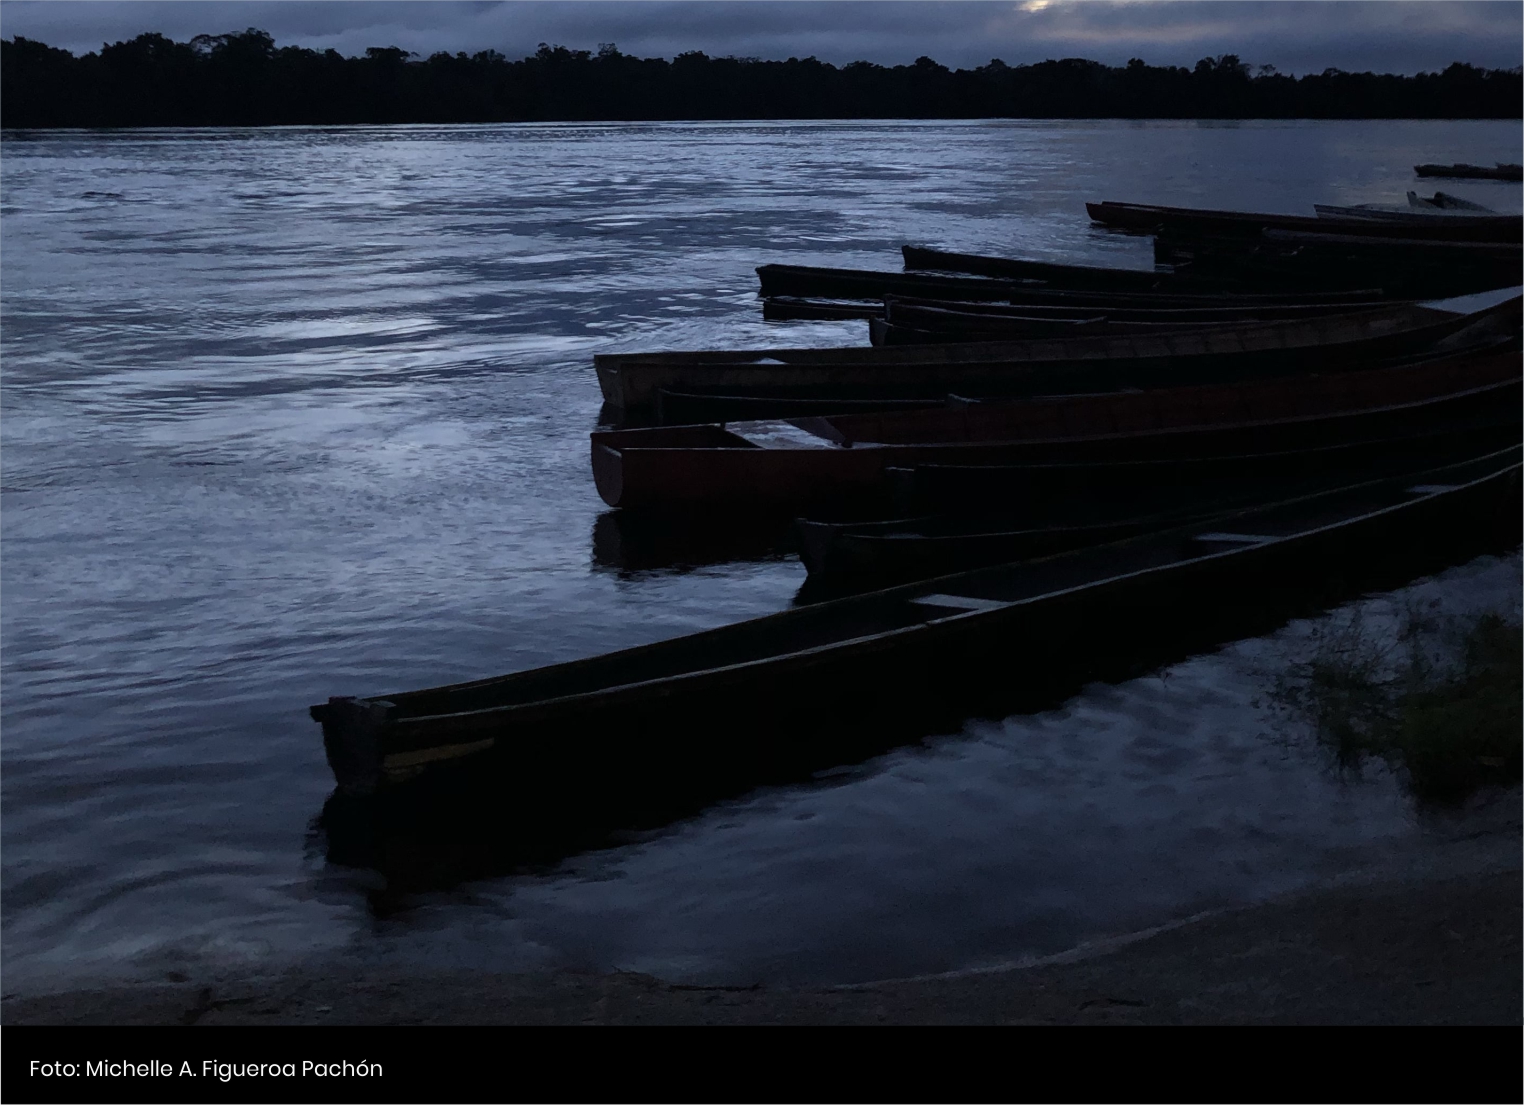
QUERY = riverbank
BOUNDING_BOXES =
[8,802,1517,1026]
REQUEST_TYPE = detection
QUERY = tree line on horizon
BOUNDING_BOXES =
[3,29,1520,129]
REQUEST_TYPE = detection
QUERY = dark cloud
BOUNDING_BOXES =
[2,1,1519,75]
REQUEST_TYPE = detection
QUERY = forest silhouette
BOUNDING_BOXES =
[3,29,1520,128]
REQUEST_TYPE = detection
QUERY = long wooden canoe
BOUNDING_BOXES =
[884,422,1523,517]
[1156,230,1523,298]
[799,425,1522,587]
[1415,163,1523,181]
[901,245,1180,290]
[886,293,1406,324]
[594,298,1509,414]
[761,292,1404,327]
[313,448,1522,811]
[763,297,885,322]
[655,389,946,425]
[590,352,1521,510]
[650,322,1513,422]
[865,303,1412,347]
[1087,200,1522,242]
[756,263,1396,305]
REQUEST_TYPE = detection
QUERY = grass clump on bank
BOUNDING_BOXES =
[1274,607,1521,806]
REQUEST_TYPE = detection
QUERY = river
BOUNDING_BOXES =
[2,118,1519,990]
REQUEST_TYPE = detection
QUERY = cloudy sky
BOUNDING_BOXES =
[2,1,1520,75]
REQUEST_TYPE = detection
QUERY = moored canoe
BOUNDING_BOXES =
[590,351,1521,510]
[595,298,1509,413]
[1088,200,1521,242]
[313,447,1522,812]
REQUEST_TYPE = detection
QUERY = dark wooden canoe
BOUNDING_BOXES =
[796,509,1208,591]
[890,292,1408,323]
[797,424,1523,588]
[590,352,1521,510]
[763,297,884,322]
[646,319,1515,422]
[868,316,1107,347]
[884,293,1405,325]
[885,422,1523,518]
[1156,230,1523,298]
[594,299,1507,413]
[655,389,945,425]
[1087,200,1522,242]
[762,292,1403,327]
[756,263,1396,305]
[1415,163,1523,181]
[866,303,1407,347]
[901,245,1180,290]
[312,448,1522,808]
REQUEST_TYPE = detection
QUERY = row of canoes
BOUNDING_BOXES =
[314,196,1524,830]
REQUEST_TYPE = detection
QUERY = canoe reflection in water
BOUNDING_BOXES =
[316,448,1521,893]
[589,509,798,576]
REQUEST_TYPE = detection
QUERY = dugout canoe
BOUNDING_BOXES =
[900,245,1180,290]
[797,445,1468,590]
[763,297,885,322]
[796,507,1212,591]
[756,263,1395,305]
[312,447,1522,808]
[1087,200,1522,242]
[762,293,1402,327]
[883,294,1405,325]
[650,322,1513,421]
[884,421,1523,517]
[865,303,1395,347]
[1156,230,1523,298]
[590,351,1521,510]
[594,298,1510,414]
[1414,163,1523,182]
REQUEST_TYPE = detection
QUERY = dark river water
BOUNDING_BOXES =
[3,119,1520,992]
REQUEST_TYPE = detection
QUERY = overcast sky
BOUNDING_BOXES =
[2,1,1520,75]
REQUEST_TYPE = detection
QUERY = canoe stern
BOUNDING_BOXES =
[310,695,394,796]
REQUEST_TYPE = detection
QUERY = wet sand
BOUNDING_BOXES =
[8,851,1518,1026]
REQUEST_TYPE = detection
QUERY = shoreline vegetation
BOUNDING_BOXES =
[3,30,1520,129]
[1273,607,1523,806]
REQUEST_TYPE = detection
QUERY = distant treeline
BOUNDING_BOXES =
[3,29,1521,128]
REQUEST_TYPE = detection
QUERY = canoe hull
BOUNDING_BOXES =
[594,363,1521,511]
[313,457,1522,874]
[596,300,1493,413]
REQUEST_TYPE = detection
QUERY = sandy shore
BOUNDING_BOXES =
[7,856,1518,1026]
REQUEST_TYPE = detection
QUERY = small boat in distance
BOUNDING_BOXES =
[1414,163,1524,182]
[1314,192,1498,219]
